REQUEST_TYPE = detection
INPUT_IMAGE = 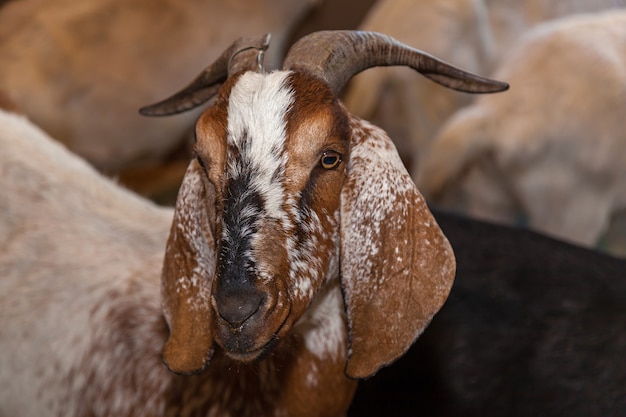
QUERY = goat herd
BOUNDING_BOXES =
[1,1,625,416]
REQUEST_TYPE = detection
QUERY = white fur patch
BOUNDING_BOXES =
[296,283,346,360]
[306,363,319,387]
[226,71,293,222]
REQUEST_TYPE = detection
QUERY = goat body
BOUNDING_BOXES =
[350,209,626,417]
[0,108,173,416]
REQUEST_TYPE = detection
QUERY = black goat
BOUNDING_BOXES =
[349,209,626,417]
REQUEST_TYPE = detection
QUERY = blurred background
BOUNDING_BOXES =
[2,0,626,256]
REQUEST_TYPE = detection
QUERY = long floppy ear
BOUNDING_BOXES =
[340,119,456,379]
[161,159,218,375]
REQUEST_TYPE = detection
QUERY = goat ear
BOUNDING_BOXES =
[340,121,456,379]
[161,159,218,375]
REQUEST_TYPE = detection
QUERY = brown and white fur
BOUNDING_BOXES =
[156,66,457,415]
[0,40,465,417]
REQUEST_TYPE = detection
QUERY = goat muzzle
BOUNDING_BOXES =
[211,275,291,362]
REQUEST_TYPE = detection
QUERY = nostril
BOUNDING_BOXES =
[215,291,264,328]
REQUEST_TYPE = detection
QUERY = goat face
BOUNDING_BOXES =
[197,70,349,362]
[159,68,456,379]
[144,31,507,379]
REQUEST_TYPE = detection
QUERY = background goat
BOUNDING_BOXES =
[0,0,316,172]
[417,10,626,252]
[0,31,507,416]
[343,0,626,177]
[349,209,626,417]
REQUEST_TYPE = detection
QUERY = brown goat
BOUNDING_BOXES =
[0,31,507,416]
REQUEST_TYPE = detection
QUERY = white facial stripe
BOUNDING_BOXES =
[226,71,294,222]
[222,71,340,301]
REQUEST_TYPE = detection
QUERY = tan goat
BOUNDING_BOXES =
[343,0,626,176]
[0,0,315,171]
[417,10,626,249]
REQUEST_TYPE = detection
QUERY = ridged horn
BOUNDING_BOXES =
[282,30,509,95]
[139,33,271,116]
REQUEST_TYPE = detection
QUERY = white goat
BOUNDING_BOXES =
[416,10,626,249]
[343,0,626,177]
[0,102,174,416]
[0,0,316,171]
[0,31,506,416]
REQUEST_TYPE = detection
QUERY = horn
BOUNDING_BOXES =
[282,30,509,95]
[139,33,271,116]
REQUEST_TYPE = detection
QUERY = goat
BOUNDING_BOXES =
[416,10,626,251]
[0,31,507,416]
[343,0,626,177]
[0,102,174,416]
[0,0,316,172]
[349,208,626,417]
[343,0,493,173]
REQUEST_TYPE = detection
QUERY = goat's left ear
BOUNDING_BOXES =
[161,159,218,375]
[340,120,456,379]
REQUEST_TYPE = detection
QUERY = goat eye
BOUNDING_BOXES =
[320,151,342,170]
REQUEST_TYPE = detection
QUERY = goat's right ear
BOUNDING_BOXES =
[340,121,456,379]
[161,159,218,375]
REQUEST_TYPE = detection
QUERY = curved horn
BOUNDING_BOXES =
[139,33,271,116]
[282,30,509,95]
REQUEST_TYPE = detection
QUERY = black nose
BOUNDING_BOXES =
[214,285,264,328]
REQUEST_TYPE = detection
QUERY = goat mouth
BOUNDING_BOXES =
[219,306,291,363]
[223,335,280,363]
